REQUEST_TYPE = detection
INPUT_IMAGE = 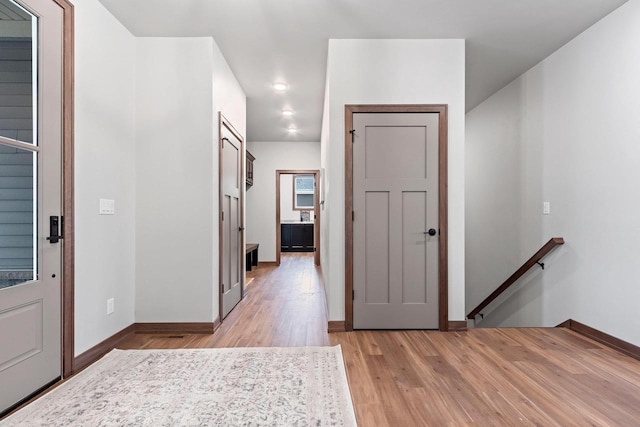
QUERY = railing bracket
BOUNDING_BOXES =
[536,261,545,270]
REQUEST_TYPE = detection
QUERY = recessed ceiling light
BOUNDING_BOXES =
[282,109,294,117]
[273,82,288,91]
[287,127,297,133]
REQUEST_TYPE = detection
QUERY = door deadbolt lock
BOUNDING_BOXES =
[46,216,64,243]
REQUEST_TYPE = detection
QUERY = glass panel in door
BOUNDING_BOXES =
[0,145,36,288]
[0,0,37,144]
[0,0,38,288]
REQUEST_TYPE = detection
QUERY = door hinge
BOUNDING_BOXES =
[352,211,355,221]
[352,289,355,300]
[220,283,224,293]
[349,129,355,143]
[221,211,224,221]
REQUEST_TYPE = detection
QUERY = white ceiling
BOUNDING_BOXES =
[98,0,627,142]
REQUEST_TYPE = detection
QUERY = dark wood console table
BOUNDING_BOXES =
[246,243,259,271]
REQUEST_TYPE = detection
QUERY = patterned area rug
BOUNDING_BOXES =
[2,346,357,426]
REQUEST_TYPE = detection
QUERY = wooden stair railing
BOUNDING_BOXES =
[467,237,565,320]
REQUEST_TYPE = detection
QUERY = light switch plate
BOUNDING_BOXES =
[543,201,550,215]
[107,298,114,315]
[100,198,115,215]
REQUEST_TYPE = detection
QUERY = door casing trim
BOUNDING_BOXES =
[51,0,74,377]
[344,104,449,331]
[275,170,321,266]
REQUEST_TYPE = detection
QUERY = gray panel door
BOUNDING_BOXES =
[0,0,63,412]
[353,113,439,329]
[221,124,242,319]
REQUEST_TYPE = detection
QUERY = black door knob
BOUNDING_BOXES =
[425,228,437,236]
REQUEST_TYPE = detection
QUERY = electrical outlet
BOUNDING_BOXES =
[107,298,114,315]
[543,201,551,215]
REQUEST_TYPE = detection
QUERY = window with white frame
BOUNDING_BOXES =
[293,175,315,210]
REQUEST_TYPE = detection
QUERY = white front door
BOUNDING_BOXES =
[352,113,440,329]
[0,0,63,413]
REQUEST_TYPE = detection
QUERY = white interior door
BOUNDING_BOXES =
[352,113,439,329]
[220,119,243,319]
[0,0,63,413]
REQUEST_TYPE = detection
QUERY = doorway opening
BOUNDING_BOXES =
[275,170,320,266]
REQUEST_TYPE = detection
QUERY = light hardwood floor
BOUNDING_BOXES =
[120,253,640,426]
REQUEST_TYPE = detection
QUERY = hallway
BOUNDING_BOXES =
[121,253,328,349]
[120,254,640,426]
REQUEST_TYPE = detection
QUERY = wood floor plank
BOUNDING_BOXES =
[467,331,591,425]
[117,253,640,426]
[363,353,424,426]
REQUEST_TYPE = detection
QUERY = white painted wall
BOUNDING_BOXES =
[68,1,248,353]
[466,0,640,345]
[135,37,246,323]
[73,0,136,355]
[135,37,215,323]
[466,82,524,316]
[212,42,246,139]
[212,39,247,309]
[319,72,331,305]
[245,141,321,262]
[322,39,466,322]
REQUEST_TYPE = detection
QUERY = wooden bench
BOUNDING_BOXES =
[246,243,259,271]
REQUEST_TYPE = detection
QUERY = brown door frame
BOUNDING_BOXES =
[344,104,449,332]
[51,0,74,377]
[275,170,321,266]
[218,112,246,322]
